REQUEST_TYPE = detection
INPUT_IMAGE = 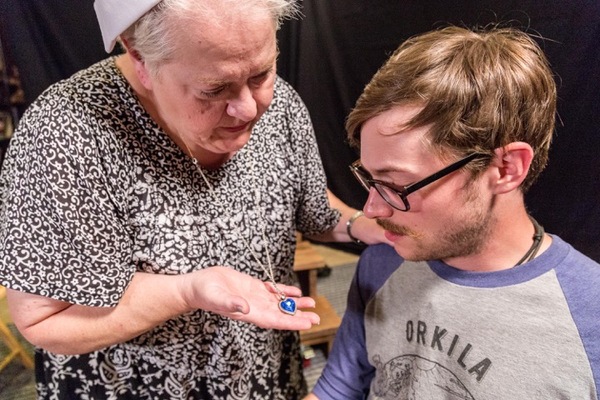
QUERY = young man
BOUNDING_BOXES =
[307,26,600,399]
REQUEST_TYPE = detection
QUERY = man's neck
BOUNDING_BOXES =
[443,211,551,272]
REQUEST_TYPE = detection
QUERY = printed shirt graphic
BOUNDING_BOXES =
[0,58,339,399]
[313,239,600,399]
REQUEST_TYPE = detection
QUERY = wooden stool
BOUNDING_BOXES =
[299,295,341,355]
[294,237,343,356]
[0,286,34,371]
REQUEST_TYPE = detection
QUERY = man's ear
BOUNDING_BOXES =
[489,142,534,194]
[120,37,153,90]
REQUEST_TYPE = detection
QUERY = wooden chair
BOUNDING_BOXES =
[0,286,34,371]
[293,236,342,356]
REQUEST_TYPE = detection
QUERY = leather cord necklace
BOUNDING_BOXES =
[514,217,544,267]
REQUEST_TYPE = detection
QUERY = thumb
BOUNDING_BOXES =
[227,295,250,314]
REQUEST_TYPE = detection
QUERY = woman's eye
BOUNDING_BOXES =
[200,87,226,98]
[250,72,270,86]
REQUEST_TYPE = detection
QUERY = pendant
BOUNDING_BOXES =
[278,297,297,316]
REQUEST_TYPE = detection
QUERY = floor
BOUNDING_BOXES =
[0,243,358,398]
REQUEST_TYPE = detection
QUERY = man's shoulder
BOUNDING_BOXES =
[354,244,405,297]
[550,234,600,272]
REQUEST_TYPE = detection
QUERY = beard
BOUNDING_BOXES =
[378,186,495,262]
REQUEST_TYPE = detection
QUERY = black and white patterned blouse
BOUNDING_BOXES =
[0,57,340,399]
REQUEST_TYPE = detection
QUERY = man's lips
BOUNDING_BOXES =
[384,230,404,242]
[378,219,417,241]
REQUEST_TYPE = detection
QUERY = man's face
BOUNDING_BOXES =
[141,12,278,165]
[359,104,494,263]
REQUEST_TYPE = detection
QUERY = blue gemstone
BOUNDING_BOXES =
[279,297,297,315]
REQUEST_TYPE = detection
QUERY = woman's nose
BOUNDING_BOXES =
[226,86,258,121]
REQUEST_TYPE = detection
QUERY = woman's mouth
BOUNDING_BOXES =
[222,123,250,133]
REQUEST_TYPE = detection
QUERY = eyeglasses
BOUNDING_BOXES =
[349,152,487,212]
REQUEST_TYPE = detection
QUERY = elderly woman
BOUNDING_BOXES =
[0,0,385,398]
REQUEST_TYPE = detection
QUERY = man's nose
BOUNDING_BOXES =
[363,187,394,219]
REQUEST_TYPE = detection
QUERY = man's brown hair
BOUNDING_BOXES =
[346,26,557,191]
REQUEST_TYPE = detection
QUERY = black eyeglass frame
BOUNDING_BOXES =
[349,152,487,211]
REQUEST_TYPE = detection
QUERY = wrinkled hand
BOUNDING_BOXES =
[180,266,320,330]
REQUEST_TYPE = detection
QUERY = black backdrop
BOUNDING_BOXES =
[1,0,599,260]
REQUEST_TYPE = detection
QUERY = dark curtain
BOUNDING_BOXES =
[0,0,114,107]
[1,0,599,260]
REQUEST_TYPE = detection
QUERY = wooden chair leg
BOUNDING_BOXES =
[0,285,34,371]
[0,319,34,370]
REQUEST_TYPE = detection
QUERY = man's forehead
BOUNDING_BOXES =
[360,114,437,174]
[363,104,424,137]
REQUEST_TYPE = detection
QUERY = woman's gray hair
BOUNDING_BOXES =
[120,0,299,75]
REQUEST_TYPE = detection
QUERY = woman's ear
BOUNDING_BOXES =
[489,142,534,194]
[120,37,153,90]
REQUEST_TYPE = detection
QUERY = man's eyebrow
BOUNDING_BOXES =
[367,163,418,180]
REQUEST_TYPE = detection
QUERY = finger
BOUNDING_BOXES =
[280,285,303,298]
[296,310,321,326]
[264,282,303,298]
[294,296,316,309]
[265,311,320,331]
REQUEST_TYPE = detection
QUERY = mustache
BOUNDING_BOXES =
[377,219,418,237]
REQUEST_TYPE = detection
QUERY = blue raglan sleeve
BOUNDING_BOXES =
[312,244,402,399]
[552,237,600,395]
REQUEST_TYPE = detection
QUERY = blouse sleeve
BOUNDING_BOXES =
[0,85,134,307]
[273,77,340,236]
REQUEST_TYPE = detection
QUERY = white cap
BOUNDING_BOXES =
[94,0,163,53]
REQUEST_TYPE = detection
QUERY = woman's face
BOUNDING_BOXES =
[140,12,278,167]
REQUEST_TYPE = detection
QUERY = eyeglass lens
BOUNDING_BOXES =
[351,166,408,210]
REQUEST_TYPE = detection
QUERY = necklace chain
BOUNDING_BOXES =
[514,216,544,267]
[191,157,286,300]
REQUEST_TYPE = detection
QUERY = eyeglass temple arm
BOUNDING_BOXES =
[404,153,485,194]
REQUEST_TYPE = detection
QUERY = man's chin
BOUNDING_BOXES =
[392,243,434,262]
[393,243,415,261]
